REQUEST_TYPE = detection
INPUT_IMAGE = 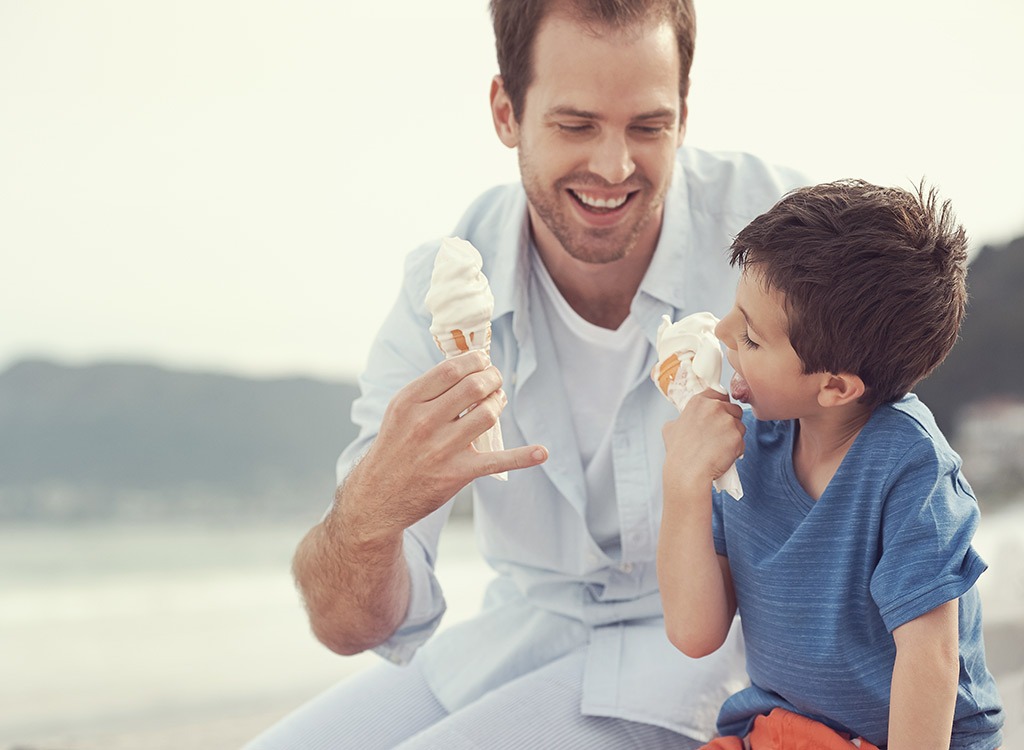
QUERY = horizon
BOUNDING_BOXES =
[3,1,1023,382]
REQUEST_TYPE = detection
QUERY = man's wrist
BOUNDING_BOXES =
[328,468,404,552]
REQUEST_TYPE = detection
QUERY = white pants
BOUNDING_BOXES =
[244,647,702,749]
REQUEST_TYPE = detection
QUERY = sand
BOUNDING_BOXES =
[7,504,1022,750]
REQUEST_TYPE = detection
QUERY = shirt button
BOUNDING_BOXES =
[619,562,634,574]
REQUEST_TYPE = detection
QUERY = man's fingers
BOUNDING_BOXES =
[408,350,492,402]
[475,444,548,478]
[438,366,504,421]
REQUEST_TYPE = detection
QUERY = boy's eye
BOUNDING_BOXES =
[740,331,760,350]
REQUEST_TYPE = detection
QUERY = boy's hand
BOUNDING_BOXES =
[662,389,745,501]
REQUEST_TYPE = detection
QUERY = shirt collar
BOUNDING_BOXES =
[486,166,691,342]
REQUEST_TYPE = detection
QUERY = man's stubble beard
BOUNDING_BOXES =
[517,148,665,266]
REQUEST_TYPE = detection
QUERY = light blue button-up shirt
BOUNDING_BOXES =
[336,146,807,739]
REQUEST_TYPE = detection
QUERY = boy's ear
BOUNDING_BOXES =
[817,372,866,408]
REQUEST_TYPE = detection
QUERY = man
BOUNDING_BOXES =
[247,1,806,747]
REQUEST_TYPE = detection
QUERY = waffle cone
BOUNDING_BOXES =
[433,324,492,358]
[433,323,506,481]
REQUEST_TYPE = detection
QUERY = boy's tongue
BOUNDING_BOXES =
[730,371,751,404]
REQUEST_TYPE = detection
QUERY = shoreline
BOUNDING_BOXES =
[4,505,1022,750]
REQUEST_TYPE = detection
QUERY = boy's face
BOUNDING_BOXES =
[715,270,822,421]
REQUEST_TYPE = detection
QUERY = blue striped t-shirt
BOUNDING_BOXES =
[712,395,1004,749]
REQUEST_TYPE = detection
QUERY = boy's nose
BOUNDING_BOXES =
[714,315,735,349]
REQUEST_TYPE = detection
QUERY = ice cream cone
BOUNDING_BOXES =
[432,324,492,358]
[431,323,507,480]
[425,237,507,481]
[652,313,743,500]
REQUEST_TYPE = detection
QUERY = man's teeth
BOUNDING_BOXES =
[573,191,628,209]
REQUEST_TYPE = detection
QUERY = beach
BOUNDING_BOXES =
[3,504,1021,750]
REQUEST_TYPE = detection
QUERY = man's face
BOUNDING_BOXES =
[494,14,685,265]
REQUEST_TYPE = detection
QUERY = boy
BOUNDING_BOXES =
[658,180,1004,749]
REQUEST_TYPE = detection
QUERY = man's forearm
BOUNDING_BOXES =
[292,481,411,656]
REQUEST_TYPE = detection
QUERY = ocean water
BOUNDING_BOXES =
[2,507,1021,748]
[0,519,492,747]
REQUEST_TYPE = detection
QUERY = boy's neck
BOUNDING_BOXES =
[792,405,874,501]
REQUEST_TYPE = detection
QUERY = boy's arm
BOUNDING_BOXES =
[657,488,736,657]
[657,390,743,658]
[888,599,960,750]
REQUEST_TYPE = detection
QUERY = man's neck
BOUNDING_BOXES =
[531,222,661,330]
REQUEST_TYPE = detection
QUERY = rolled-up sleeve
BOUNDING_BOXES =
[331,239,455,663]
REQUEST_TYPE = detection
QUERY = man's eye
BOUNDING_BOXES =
[557,123,592,134]
[632,125,666,136]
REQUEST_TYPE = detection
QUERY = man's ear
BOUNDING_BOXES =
[490,75,519,148]
[677,85,689,148]
[817,373,866,408]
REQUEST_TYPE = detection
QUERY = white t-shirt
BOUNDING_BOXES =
[531,246,651,553]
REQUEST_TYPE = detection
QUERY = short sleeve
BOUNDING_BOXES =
[870,440,987,632]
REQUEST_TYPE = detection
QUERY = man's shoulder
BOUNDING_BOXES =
[452,182,528,254]
[674,145,809,214]
[400,181,526,295]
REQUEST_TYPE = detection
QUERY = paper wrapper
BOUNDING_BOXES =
[652,314,743,500]
[434,324,507,481]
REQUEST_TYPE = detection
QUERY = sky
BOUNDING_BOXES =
[2,1,1022,381]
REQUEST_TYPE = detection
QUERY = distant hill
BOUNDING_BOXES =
[916,235,1024,437]
[0,360,360,522]
[1,234,1020,522]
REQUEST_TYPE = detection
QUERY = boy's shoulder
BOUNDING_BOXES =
[862,395,967,482]
[740,395,960,471]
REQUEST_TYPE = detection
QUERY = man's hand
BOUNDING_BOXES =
[345,350,547,539]
[293,349,546,656]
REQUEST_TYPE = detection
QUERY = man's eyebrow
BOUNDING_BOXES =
[633,108,677,121]
[545,107,677,121]
[547,106,600,119]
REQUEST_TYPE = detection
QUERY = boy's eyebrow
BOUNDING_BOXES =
[737,304,765,339]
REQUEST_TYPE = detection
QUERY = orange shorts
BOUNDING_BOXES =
[699,708,881,750]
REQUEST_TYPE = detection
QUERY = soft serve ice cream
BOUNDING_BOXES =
[652,312,743,500]
[425,237,506,480]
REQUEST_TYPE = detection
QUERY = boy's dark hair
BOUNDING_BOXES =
[490,0,696,120]
[730,179,968,409]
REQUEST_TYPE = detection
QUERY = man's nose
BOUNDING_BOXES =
[588,131,635,185]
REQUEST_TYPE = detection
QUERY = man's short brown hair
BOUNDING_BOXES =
[730,179,969,409]
[490,0,696,119]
